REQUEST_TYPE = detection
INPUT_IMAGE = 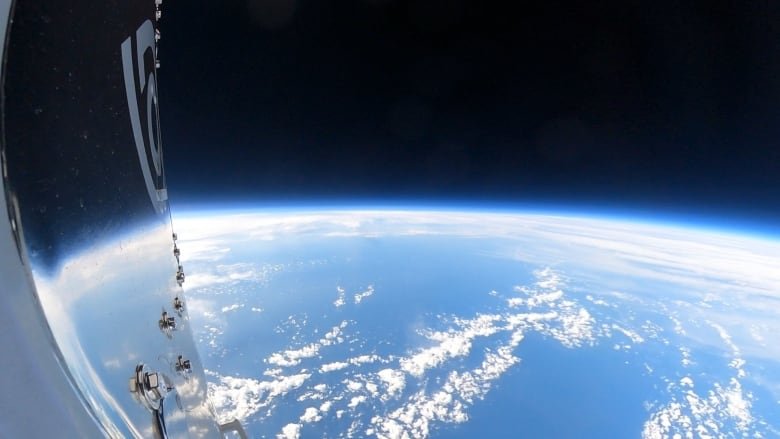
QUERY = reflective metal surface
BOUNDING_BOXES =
[16,222,221,438]
[1,0,222,436]
[1,3,109,436]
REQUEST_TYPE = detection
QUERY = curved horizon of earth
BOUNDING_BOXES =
[174,209,780,438]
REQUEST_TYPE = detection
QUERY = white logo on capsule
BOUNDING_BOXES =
[122,20,167,214]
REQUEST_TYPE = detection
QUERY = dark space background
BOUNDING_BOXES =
[159,0,780,227]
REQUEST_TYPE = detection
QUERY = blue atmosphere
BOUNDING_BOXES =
[172,208,780,439]
[172,201,780,242]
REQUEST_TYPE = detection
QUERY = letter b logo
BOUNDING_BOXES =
[122,20,167,214]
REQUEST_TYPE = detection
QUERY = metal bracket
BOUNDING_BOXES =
[159,311,176,332]
[173,296,184,314]
[129,363,172,412]
[175,355,191,374]
[175,265,185,285]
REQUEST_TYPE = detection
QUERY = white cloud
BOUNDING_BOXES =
[297,386,327,402]
[264,368,283,377]
[268,321,348,367]
[377,369,406,399]
[643,377,754,439]
[370,338,522,439]
[354,285,375,304]
[207,371,311,423]
[348,395,367,409]
[585,294,611,307]
[679,347,693,367]
[611,324,645,344]
[278,423,301,439]
[551,307,594,348]
[320,362,349,373]
[349,354,384,365]
[184,261,285,290]
[300,407,322,423]
[345,380,363,392]
[513,287,563,308]
[177,238,231,263]
[371,389,468,439]
[221,303,242,313]
[334,286,346,308]
[643,321,758,438]
[709,321,747,378]
[268,344,320,367]
[399,313,504,377]
[506,297,524,308]
[319,355,386,374]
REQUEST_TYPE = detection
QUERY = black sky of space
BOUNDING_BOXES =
[158,0,780,222]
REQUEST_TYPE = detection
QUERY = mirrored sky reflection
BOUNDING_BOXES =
[31,223,219,438]
[175,210,780,438]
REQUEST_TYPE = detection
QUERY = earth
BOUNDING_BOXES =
[173,208,780,439]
